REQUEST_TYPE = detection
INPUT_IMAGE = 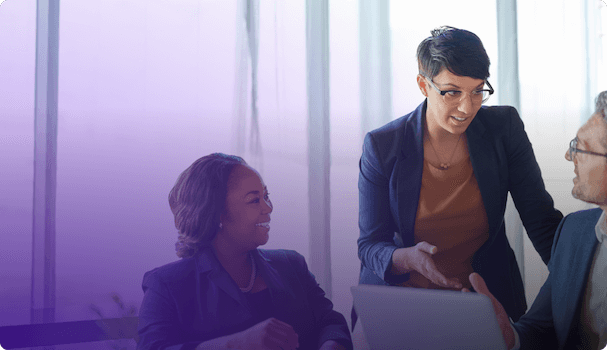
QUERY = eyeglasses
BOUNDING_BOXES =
[568,137,607,160]
[424,76,494,105]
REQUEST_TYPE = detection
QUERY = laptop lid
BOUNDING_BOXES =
[351,284,507,350]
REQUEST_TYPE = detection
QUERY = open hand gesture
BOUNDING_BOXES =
[463,273,515,349]
[392,241,462,289]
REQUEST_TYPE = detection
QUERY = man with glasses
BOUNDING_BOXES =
[472,91,607,349]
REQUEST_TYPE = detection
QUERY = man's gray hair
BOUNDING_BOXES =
[597,91,607,119]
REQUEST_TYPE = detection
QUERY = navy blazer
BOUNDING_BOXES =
[514,208,603,349]
[137,247,352,350]
[357,100,563,322]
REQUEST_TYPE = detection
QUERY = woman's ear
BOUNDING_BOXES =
[416,74,428,97]
[219,211,228,230]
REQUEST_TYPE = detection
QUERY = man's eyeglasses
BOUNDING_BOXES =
[424,75,494,105]
[568,137,607,160]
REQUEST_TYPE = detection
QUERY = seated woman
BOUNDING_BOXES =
[137,153,352,350]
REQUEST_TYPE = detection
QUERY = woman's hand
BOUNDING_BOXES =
[391,241,462,289]
[318,340,346,350]
[463,273,515,350]
[196,317,299,350]
[231,317,299,350]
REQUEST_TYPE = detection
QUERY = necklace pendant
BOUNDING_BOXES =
[439,163,450,170]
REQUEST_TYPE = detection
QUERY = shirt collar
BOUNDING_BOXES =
[594,210,607,244]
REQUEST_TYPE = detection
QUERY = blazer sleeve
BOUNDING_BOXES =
[505,107,563,264]
[357,132,404,284]
[512,215,567,349]
[290,252,353,350]
[137,271,200,350]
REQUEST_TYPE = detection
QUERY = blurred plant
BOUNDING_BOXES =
[89,292,138,350]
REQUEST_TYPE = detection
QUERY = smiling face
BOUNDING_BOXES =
[417,69,486,136]
[219,165,273,251]
[565,113,607,207]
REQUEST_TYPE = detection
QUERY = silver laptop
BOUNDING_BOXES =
[351,284,507,350]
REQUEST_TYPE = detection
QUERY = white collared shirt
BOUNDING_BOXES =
[579,210,607,349]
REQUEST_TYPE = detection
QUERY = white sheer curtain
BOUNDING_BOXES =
[601,2,607,91]
[0,0,36,327]
[51,0,311,330]
[517,0,604,304]
[2,0,604,344]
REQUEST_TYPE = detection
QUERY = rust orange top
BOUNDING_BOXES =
[401,156,489,290]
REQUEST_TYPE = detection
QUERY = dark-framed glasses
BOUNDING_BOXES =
[568,137,607,160]
[424,75,494,105]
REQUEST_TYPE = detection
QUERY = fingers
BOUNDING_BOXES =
[421,260,462,289]
[411,242,462,289]
[263,318,299,350]
[469,272,493,297]
[467,274,515,349]
[416,241,437,255]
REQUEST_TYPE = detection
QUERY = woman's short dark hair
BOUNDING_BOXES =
[169,153,246,258]
[417,26,490,80]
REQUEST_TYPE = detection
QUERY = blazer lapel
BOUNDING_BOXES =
[465,109,503,245]
[254,250,297,321]
[395,103,503,247]
[555,220,600,346]
[195,247,250,323]
[395,101,425,247]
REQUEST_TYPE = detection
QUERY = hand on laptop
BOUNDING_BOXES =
[463,273,515,350]
[213,317,299,350]
[391,241,462,289]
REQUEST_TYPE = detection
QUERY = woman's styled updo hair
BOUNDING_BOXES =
[416,26,491,81]
[169,153,246,258]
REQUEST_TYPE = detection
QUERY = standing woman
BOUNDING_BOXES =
[356,26,563,325]
[138,153,352,350]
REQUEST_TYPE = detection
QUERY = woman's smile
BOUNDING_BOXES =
[256,221,271,229]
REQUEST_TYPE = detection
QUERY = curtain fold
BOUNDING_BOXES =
[232,0,262,172]
[516,0,600,305]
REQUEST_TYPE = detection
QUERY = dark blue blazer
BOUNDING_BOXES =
[357,100,563,322]
[514,208,602,349]
[137,247,352,350]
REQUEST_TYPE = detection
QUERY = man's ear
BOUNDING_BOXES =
[417,74,428,97]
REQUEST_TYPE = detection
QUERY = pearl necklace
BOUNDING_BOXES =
[239,253,256,293]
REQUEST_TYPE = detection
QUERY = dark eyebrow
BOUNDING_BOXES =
[243,186,268,198]
[244,190,260,198]
[439,82,485,90]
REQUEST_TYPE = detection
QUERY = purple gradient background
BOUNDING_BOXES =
[3,1,573,349]
[1,0,366,339]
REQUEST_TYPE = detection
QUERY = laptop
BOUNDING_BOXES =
[351,284,507,350]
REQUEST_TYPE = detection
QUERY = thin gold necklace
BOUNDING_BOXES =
[428,133,462,170]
